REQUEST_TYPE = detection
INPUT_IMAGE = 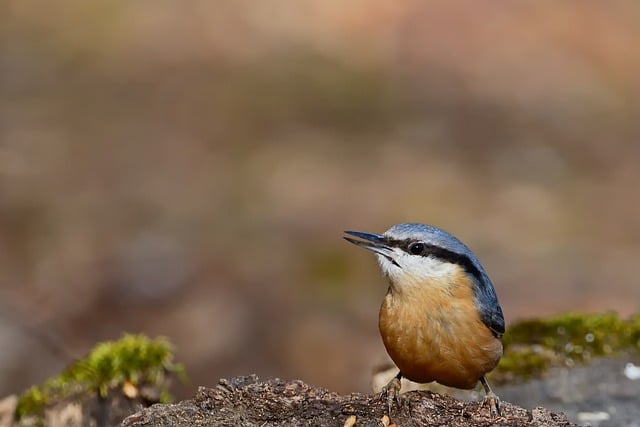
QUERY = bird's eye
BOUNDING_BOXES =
[408,242,425,255]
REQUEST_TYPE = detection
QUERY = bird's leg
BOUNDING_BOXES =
[380,371,402,415]
[479,376,501,418]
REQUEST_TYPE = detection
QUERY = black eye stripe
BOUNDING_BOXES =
[387,238,484,283]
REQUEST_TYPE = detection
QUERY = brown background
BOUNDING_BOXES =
[1,1,639,399]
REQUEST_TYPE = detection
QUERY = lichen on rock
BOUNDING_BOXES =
[14,334,184,425]
[493,312,640,383]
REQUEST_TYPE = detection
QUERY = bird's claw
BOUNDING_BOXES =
[380,376,402,415]
[479,376,501,419]
[484,392,501,418]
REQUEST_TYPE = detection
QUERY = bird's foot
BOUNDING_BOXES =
[379,374,402,415]
[483,391,501,418]
[479,375,501,418]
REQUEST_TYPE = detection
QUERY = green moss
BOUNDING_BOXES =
[492,312,640,384]
[15,334,185,420]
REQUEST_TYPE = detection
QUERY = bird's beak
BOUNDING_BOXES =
[343,230,400,267]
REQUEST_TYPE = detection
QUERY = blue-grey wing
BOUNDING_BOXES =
[472,273,505,338]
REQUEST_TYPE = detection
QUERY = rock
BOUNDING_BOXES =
[122,376,576,427]
[498,357,640,425]
[0,395,18,427]
[8,388,154,427]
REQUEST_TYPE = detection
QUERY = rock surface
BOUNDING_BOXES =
[122,375,576,427]
[498,357,640,427]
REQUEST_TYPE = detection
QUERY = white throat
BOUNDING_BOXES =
[376,251,459,290]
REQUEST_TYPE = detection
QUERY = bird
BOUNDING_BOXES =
[344,223,504,417]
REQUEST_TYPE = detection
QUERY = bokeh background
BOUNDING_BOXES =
[1,1,639,400]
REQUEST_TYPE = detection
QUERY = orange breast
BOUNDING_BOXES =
[378,270,502,389]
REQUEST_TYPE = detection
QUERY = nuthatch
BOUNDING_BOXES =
[344,223,504,417]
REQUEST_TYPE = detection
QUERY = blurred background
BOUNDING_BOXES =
[1,1,639,400]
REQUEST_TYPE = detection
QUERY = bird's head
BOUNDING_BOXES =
[344,223,487,292]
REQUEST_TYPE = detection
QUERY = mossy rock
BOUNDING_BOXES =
[15,334,185,423]
[492,312,640,384]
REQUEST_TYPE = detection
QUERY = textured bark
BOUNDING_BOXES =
[122,376,577,427]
